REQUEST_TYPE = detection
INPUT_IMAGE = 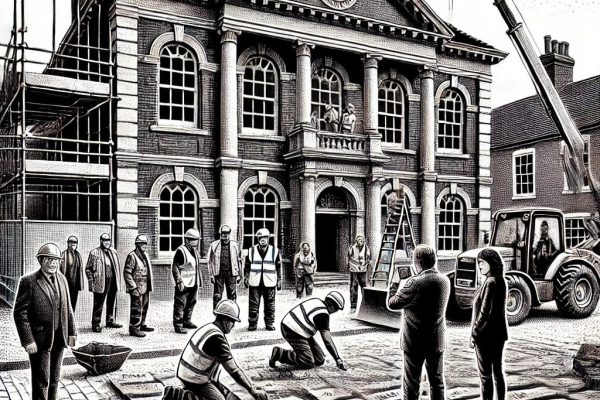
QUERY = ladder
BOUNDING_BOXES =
[370,188,417,289]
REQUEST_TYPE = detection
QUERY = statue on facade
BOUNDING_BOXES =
[310,110,318,129]
[340,103,356,133]
[323,104,339,132]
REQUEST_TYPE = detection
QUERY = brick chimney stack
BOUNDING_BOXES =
[540,35,575,91]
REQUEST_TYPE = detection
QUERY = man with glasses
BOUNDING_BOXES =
[60,236,84,311]
[208,225,243,309]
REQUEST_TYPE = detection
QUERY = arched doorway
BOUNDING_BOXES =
[315,186,356,273]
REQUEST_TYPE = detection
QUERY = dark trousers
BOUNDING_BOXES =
[29,331,65,400]
[213,275,238,309]
[180,379,233,400]
[276,325,325,369]
[129,292,150,330]
[350,272,367,308]
[173,285,197,327]
[296,271,314,298]
[92,275,117,327]
[248,286,276,326]
[68,285,79,312]
[403,349,445,400]
[475,341,507,400]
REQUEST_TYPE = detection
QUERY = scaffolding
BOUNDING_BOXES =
[0,0,115,304]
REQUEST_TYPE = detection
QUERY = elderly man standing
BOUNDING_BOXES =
[172,228,203,334]
[14,243,77,400]
[208,224,243,309]
[244,228,282,331]
[86,233,122,333]
[60,235,84,312]
[347,235,371,313]
[124,234,154,337]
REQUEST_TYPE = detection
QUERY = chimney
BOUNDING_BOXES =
[539,34,575,91]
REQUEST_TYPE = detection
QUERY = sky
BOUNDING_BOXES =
[1,0,599,107]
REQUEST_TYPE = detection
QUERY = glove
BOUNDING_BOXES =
[24,342,38,355]
[336,358,348,371]
[244,279,249,288]
[68,336,77,347]
[251,387,269,400]
[177,281,185,292]
[276,279,282,291]
[131,288,141,297]
[210,276,215,285]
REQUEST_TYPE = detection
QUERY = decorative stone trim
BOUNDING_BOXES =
[312,57,351,85]
[150,124,210,136]
[314,177,364,211]
[148,172,209,200]
[148,32,208,63]
[238,44,287,72]
[435,79,473,106]
[436,185,473,209]
[378,70,413,95]
[238,175,289,202]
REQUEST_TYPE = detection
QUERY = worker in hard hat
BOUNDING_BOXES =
[60,235,84,311]
[86,233,123,333]
[14,243,77,400]
[207,224,243,309]
[347,235,371,313]
[165,299,269,400]
[269,291,348,371]
[244,228,282,331]
[172,228,203,334]
[124,234,154,337]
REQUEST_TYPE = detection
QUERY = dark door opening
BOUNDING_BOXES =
[316,214,340,272]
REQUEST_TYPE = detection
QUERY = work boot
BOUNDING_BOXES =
[248,323,257,331]
[269,347,282,368]
[106,321,123,329]
[92,326,102,333]
[140,325,154,332]
[266,325,276,331]
[130,328,146,338]
[174,326,188,334]
[182,321,197,329]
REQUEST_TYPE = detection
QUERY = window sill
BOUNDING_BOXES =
[150,124,210,136]
[512,194,536,200]
[239,133,286,142]
[381,144,416,155]
[562,188,592,195]
[436,152,470,159]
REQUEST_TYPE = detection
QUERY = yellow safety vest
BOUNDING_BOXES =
[281,298,329,338]
[177,323,224,384]
[249,245,278,288]
[175,245,198,287]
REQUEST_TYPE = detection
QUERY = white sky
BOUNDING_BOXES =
[1,0,599,107]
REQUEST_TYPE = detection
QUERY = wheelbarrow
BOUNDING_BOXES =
[71,342,132,375]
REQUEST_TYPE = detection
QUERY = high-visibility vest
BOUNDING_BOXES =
[175,245,198,287]
[281,298,329,338]
[348,244,369,273]
[177,323,224,384]
[248,245,279,288]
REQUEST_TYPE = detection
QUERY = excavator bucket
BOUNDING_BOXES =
[353,286,402,329]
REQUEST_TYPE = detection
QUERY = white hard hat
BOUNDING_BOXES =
[36,243,61,259]
[214,299,241,322]
[135,234,148,244]
[325,291,345,311]
[255,228,270,238]
[184,229,200,240]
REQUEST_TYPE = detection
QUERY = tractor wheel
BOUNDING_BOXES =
[506,275,532,326]
[554,264,600,318]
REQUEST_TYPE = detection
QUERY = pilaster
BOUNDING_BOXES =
[419,68,436,249]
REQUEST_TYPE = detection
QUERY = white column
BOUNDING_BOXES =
[420,69,437,248]
[366,178,383,263]
[363,55,380,132]
[295,42,313,125]
[299,174,317,250]
[220,168,239,240]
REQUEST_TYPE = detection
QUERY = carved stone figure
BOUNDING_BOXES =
[323,104,339,132]
[340,103,356,133]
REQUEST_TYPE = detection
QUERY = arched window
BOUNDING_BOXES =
[159,183,198,253]
[438,89,464,152]
[378,80,406,145]
[311,68,342,131]
[243,186,279,249]
[159,44,197,126]
[243,56,278,134]
[438,194,464,253]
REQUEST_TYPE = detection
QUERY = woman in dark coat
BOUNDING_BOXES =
[471,248,508,400]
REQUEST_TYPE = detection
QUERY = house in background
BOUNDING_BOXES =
[491,35,599,249]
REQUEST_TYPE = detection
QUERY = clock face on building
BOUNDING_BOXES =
[321,0,358,11]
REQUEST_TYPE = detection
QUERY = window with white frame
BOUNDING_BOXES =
[159,183,198,253]
[513,149,536,197]
[563,136,591,191]
[243,186,279,249]
[565,217,589,248]
[159,44,197,126]
[437,89,464,152]
[378,80,406,145]
[311,67,342,131]
[438,194,464,253]
[242,56,278,134]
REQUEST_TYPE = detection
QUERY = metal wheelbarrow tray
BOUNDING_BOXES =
[71,342,132,375]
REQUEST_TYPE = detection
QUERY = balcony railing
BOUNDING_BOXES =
[317,132,367,152]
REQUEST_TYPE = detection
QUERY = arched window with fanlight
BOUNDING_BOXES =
[158,44,197,126]
[311,67,342,131]
[378,80,406,146]
[437,88,464,153]
[159,183,198,253]
[438,194,464,253]
[242,186,279,249]
[242,56,278,134]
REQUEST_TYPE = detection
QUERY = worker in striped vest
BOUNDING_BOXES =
[347,235,371,313]
[244,228,282,331]
[269,291,349,371]
[165,300,268,400]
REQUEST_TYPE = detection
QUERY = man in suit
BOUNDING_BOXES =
[388,244,450,400]
[86,233,123,332]
[14,243,77,400]
[207,224,243,309]
[124,234,154,337]
[60,235,84,311]
[172,228,203,334]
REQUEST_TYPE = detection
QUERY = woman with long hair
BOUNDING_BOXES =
[471,248,509,400]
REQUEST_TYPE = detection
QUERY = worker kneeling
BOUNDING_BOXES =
[167,299,268,400]
[269,291,349,371]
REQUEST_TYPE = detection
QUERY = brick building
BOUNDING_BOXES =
[491,35,600,249]
[0,0,506,304]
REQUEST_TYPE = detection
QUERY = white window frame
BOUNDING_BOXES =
[437,194,464,256]
[378,80,406,147]
[562,135,592,194]
[158,44,198,128]
[242,56,279,136]
[311,67,343,132]
[565,213,591,249]
[242,186,279,250]
[437,89,464,154]
[512,148,536,199]
[158,183,198,257]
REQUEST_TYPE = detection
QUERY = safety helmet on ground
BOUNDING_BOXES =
[219,225,232,234]
[325,291,345,311]
[67,236,78,244]
[255,228,270,238]
[100,233,111,241]
[184,229,200,240]
[213,299,241,322]
[135,234,148,244]
[36,243,61,260]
